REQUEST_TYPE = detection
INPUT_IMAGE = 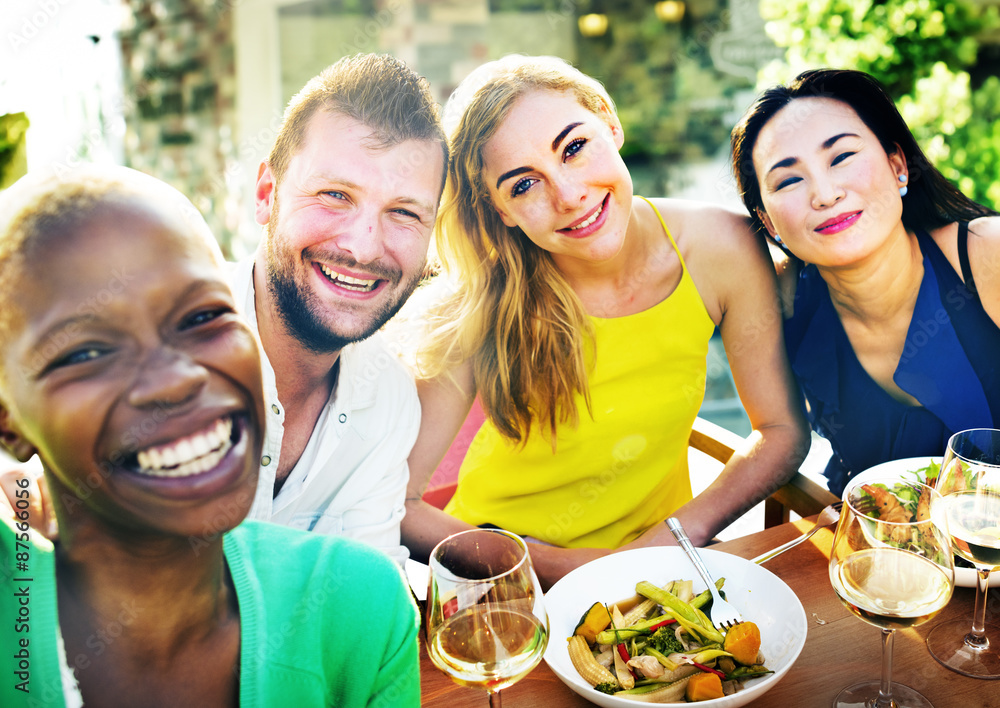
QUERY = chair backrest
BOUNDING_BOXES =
[688,416,838,528]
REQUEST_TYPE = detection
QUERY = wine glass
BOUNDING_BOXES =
[830,476,955,708]
[926,428,1000,678]
[425,528,549,707]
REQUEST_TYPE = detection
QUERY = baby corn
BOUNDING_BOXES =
[567,635,617,687]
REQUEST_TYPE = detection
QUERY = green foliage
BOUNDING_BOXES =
[576,0,747,167]
[930,74,1000,208]
[0,112,29,188]
[758,0,1000,209]
[759,0,986,92]
[488,0,573,10]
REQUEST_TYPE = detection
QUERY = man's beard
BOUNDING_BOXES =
[264,203,423,355]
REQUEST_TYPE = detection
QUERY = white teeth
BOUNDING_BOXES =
[168,448,226,478]
[133,417,234,478]
[319,264,378,291]
[568,202,604,230]
[191,434,209,457]
[176,440,194,462]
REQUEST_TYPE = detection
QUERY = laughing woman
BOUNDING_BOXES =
[401,55,809,588]
[0,166,419,707]
[730,69,1000,495]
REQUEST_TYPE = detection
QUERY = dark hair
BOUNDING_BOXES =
[731,68,995,238]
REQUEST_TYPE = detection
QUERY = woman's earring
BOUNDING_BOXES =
[773,233,783,245]
[898,174,908,197]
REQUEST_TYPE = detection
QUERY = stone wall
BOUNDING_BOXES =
[275,0,576,107]
[119,0,242,256]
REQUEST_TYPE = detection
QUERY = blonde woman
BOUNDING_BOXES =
[402,55,809,588]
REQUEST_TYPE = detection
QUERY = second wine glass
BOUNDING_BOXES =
[926,428,1000,678]
[830,477,954,708]
[425,528,549,707]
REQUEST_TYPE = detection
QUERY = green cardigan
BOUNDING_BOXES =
[1,519,420,707]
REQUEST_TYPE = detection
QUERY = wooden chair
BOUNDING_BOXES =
[688,416,839,529]
[421,416,839,531]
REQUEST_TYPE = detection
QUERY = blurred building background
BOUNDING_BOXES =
[2,0,999,447]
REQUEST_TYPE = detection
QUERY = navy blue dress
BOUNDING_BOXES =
[784,228,1000,495]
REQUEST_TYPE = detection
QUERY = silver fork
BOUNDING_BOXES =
[751,501,844,565]
[666,517,743,630]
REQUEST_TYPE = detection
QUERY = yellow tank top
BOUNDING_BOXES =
[445,199,716,548]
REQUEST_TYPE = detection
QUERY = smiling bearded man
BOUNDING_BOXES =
[232,53,447,564]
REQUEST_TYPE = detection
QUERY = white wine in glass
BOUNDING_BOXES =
[830,477,954,708]
[926,428,1000,678]
[425,528,549,706]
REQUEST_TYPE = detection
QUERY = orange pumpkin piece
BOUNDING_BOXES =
[723,621,761,666]
[573,602,612,644]
[685,671,725,701]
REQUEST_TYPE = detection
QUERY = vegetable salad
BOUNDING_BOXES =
[566,577,771,702]
[853,460,966,566]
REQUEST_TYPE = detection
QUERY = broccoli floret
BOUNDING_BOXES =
[648,626,684,655]
[595,682,619,695]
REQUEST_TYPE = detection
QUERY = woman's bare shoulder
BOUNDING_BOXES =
[969,214,1000,239]
[643,197,785,322]
[643,197,758,252]
[929,216,1000,323]
[968,215,1000,294]
[930,216,1000,279]
[645,196,752,227]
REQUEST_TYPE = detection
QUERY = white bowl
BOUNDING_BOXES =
[543,546,807,707]
[845,456,996,588]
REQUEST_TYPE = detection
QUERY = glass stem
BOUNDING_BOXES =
[489,690,502,708]
[967,567,992,650]
[875,629,895,708]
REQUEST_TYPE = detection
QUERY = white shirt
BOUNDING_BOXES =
[229,258,418,565]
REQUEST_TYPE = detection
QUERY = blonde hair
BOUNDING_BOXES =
[420,55,617,444]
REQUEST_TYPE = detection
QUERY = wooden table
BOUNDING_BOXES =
[419,517,1000,707]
